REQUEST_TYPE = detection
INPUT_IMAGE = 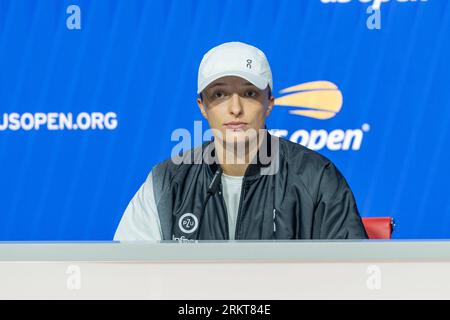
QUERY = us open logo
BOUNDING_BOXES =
[178,213,199,234]
[274,81,343,120]
[271,80,370,151]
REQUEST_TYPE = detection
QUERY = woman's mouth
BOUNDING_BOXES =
[224,122,248,131]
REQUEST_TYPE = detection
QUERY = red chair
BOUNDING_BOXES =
[362,217,395,239]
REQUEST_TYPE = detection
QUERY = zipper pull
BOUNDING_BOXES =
[273,209,277,233]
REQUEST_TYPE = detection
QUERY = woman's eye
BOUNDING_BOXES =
[245,90,257,97]
[214,91,225,99]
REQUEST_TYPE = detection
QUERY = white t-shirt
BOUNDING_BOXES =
[220,173,244,240]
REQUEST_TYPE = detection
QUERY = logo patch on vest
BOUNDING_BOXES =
[178,213,198,234]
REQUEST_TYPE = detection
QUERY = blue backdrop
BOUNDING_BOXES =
[0,0,448,240]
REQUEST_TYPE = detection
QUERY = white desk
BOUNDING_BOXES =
[0,241,449,299]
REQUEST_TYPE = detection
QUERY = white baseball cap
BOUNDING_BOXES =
[197,42,273,94]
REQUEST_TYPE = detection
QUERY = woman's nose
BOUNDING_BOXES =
[229,93,243,116]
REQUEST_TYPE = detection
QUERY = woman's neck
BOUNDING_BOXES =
[212,135,263,176]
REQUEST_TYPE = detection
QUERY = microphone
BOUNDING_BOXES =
[196,166,223,240]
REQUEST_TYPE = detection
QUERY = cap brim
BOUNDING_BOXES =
[197,71,269,94]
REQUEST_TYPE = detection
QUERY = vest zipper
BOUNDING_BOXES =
[234,178,247,240]
[217,184,230,240]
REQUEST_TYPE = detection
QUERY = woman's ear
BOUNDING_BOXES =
[197,98,208,119]
[265,95,275,117]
